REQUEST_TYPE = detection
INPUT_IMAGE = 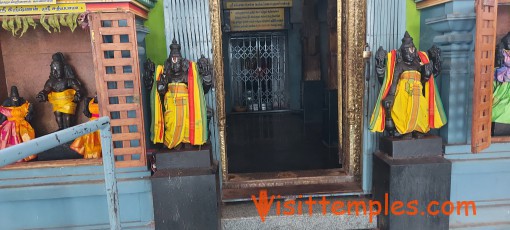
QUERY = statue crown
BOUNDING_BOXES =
[170,38,182,57]
[400,31,415,48]
[10,86,19,98]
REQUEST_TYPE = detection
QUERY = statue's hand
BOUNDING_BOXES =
[421,63,433,81]
[157,80,166,95]
[375,46,387,85]
[74,91,82,103]
[25,103,34,122]
[36,91,47,102]
[25,113,32,122]
[382,95,394,110]
[83,109,92,118]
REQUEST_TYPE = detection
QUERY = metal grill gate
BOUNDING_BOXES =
[229,33,288,112]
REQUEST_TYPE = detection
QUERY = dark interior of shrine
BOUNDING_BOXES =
[224,0,341,174]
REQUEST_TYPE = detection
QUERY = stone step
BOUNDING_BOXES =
[221,196,377,230]
[224,169,355,189]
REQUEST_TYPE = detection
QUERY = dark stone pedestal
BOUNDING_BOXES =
[373,151,451,230]
[154,147,211,170]
[151,147,220,230]
[493,122,510,136]
[379,135,443,158]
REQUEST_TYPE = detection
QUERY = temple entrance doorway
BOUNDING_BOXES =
[224,9,341,174]
[215,0,366,201]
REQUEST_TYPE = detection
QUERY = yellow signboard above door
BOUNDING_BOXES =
[225,0,292,9]
[0,3,85,15]
[229,8,285,32]
[0,0,55,7]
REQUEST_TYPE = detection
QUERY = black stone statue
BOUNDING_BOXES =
[156,39,213,95]
[197,54,214,94]
[143,58,156,91]
[0,86,37,161]
[37,52,83,130]
[492,32,510,136]
[371,31,445,139]
[496,32,510,68]
[0,86,33,124]
[152,39,213,149]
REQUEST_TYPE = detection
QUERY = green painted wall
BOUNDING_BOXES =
[406,0,420,49]
[145,0,167,65]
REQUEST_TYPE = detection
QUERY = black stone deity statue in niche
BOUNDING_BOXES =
[369,31,446,139]
[37,52,84,130]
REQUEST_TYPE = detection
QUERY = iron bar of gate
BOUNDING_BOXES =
[0,116,121,230]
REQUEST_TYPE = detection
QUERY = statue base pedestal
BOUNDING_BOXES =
[493,122,510,136]
[379,135,443,158]
[373,146,451,230]
[151,146,219,230]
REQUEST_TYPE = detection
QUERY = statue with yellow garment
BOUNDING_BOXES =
[37,52,83,130]
[150,39,212,149]
[369,32,447,139]
[0,86,37,162]
[70,95,102,159]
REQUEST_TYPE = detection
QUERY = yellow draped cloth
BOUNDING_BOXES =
[0,102,36,161]
[163,83,189,149]
[70,99,102,159]
[156,61,208,149]
[150,65,164,144]
[369,50,447,134]
[391,71,429,134]
[48,89,77,114]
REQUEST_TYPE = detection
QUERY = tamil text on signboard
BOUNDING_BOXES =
[225,0,292,9]
[0,3,85,15]
[0,0,55,7]
[230,8,284,32]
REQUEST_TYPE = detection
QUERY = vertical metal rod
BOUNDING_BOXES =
[100,123,121,230]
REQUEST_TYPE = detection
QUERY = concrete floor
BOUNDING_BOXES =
[221,196,377,230]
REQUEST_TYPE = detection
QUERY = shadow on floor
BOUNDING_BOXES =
[227,112,340,173]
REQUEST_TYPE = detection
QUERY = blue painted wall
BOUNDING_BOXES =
[419,1,510,228]
[0,165,154,229]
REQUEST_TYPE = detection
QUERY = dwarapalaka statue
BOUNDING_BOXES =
[149,39,212,149]
[37,52,83,130]
[492,32,510,125]
[70,95,102,159]
[0,86,36,161]
[369,32,447,138]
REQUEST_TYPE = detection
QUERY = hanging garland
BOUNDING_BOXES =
[1,13,82,37]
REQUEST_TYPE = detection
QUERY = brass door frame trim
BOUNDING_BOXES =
[209,0,366,184]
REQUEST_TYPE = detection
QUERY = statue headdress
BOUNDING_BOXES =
[9,86,20,99]
[169,38,182,58]
[400,31,415,49]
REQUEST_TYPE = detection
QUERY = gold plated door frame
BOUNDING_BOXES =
[209,0,366,181]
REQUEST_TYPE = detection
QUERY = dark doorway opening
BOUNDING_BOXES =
[225,0,340,175]
[227,111,340,173]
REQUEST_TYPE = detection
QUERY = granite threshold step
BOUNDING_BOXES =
[224,169,355,190]
[221,196,377,230]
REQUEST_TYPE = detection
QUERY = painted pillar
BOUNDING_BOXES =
[419,1,476,145]
[418,1,510,228]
